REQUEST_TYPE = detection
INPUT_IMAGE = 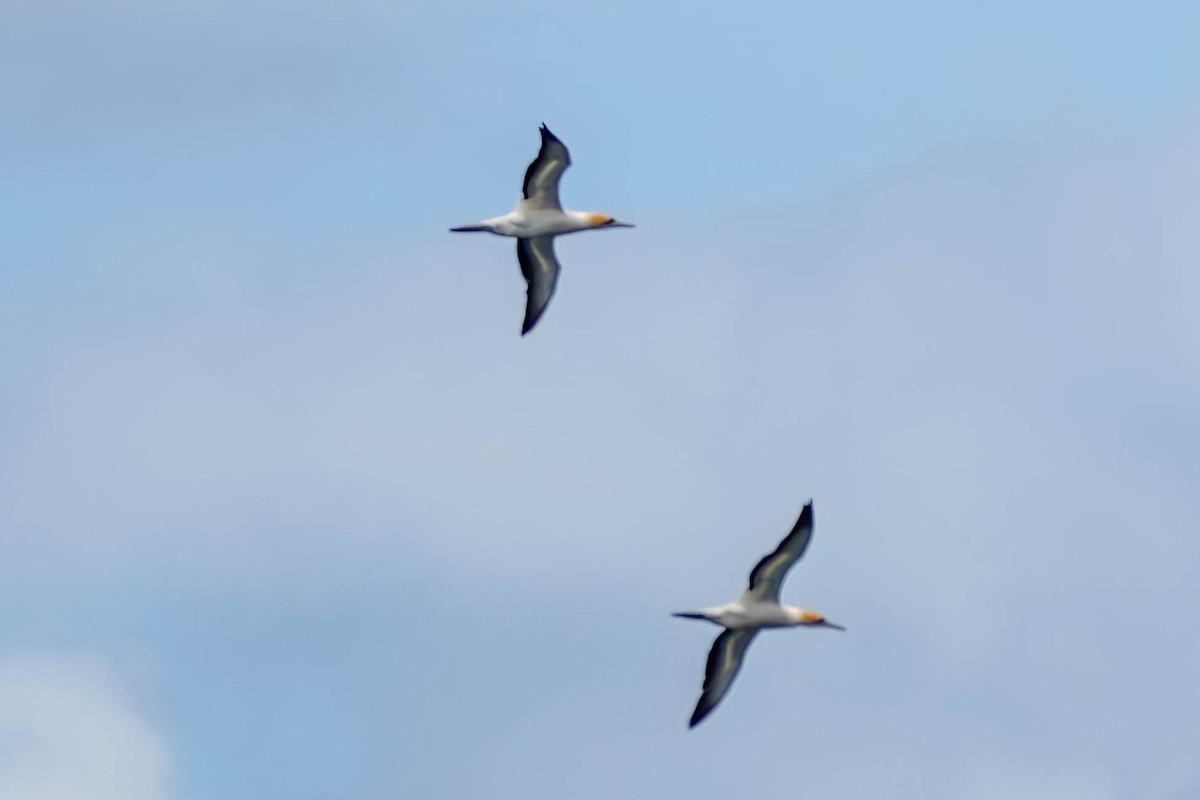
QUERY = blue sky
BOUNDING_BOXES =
[3,1,1200,798]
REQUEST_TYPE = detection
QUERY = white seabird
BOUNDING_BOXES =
[674,501,844,728]
[450,124,634,335]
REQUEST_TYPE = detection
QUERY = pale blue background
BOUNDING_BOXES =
[3,2,1200,798]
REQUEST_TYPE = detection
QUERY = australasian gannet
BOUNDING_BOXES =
[450,124,634,335]
[674,501,844,728]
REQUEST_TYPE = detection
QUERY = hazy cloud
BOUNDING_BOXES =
[2,105,1199,797]
[0,653,176,800]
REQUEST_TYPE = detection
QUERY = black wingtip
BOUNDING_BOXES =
[794,501,814,532]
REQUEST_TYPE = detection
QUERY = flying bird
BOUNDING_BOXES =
[674,501,844,728]
[450,124,634,335]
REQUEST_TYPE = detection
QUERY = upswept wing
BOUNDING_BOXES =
[744,502,815,603]
[689,628,758,728]
[521,124,571,209]
[516,236,560,335]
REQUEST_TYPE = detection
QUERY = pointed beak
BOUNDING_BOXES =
[607,219,635,228]
[820,620,846,631]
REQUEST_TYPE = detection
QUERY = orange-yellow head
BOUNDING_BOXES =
[795,609,845,630]
[584,213,635,229]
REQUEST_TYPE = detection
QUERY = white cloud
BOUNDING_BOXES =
[0,654,177,800]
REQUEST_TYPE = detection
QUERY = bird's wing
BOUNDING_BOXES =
[516,236,560,335]
[521,124,571,210]
[744,502,815,603]
[689,628,758,728]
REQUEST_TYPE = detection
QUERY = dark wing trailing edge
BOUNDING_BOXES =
[689,628,758,728]
[745,501,815,602]
[521,124,571,208]
[516,236,561,336]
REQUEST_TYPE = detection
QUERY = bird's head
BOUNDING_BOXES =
[792,608,845,631]
[584,212,635,229]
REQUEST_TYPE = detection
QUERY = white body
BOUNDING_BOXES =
[689,598,812,629]
[470,204,614,238]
